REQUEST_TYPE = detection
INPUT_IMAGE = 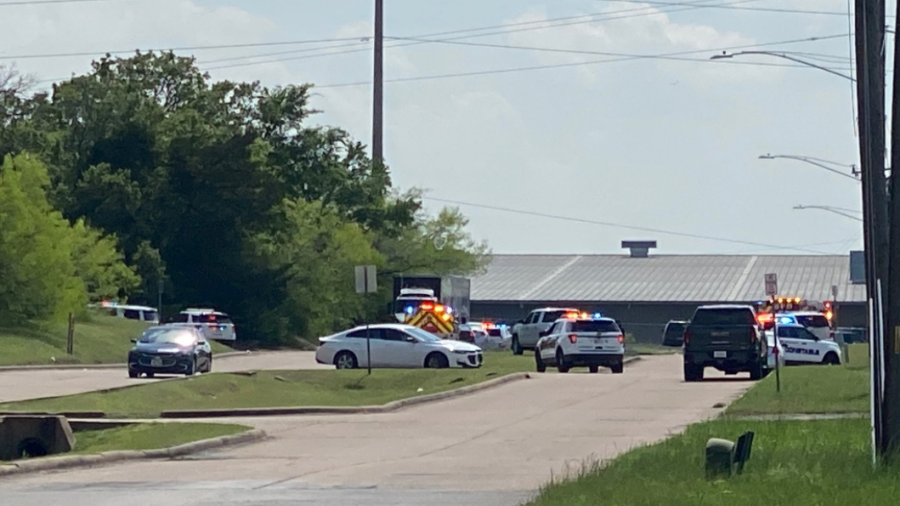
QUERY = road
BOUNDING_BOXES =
[0,352,329,404]
[0,355,751,506]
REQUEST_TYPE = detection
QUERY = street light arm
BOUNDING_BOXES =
[713,51,856,82]
[793,205,864,222]
[760,154,861,181]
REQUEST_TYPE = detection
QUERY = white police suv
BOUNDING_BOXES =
[767,321,842,366]
[534,314,625,374]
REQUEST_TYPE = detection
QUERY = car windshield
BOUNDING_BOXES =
[666,323,687,335]
[404,327,442,342]
[140,328,196,346]
[196,313,232,324]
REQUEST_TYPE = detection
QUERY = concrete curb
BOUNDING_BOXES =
[0,351,252,372]
[0,428,266,478]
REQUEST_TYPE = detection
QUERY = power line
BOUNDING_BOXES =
[597,0,849,16]
[0,0,115,6]
[423,197,833,255]
[313,34,852,89]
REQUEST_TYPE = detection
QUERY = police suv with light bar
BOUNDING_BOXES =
[534,312,625,374]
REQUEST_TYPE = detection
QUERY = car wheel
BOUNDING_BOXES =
[535,350,546,373]
[589,365,600,374]
[185,359,196,377]
[683,363,702,382]
[204,357,213,373]
[334,351,358,370]
[425,352,449,369]
[823,352,841,366]
[556,349,570,373]
[749,362,763,381]
[611,362,624,374]
[145,372,155,379]
[128,370,139,379]
[512,336,523,356]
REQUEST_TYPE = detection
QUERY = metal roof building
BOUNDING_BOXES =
[469,248,866,343]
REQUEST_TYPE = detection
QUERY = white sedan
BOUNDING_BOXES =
[316,323,484,369]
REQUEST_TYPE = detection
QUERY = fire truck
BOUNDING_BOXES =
[392,276,470,340]
[754,296,835,338]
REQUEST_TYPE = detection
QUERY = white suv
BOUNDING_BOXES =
[511,307,580,355]
[767,323,842,365]
[781,312,833,341]
[534,316,625,373]
[173,308,236,341]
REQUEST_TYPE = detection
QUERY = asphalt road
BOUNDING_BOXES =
[0,351,330,404]
[0,355,751,506]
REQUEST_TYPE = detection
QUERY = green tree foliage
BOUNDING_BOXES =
[0,53,488,343]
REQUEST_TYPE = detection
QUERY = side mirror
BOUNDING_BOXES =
[405,336,417,343]
[130,339,137,344]
[539,330,548,338]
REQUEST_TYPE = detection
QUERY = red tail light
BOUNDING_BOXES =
[617,334,624,344]
[568,334,578,344]
[683,329,691,345]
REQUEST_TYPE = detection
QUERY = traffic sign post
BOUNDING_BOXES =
[765,273,778,297]
[765,273,780,392]
[355,265,378,375]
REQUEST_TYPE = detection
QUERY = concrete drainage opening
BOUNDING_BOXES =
[15,438,49,459]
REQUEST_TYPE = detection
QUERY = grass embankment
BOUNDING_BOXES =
[0,351,535,418]
[529,418,900,506]
[726,343,869,416]
[72,423,249,454]
[0,314,231,366]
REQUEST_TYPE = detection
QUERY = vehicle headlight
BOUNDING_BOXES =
[452,349,471,354]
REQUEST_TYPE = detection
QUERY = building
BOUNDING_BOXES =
[470,242,867,343]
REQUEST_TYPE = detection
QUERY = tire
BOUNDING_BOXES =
[556,349,570,373]
[128,370,139,379]
[185,359,196,377]
[589,365,600,374]
[425,352,450,369]
[512,336,524,356]
[535,350,547,373]
[334,351,358,370]
[611,362,624,374]
[683,363,702,382]
[145,372,155,378]
[823,352,841,366]
[749,362,763,381]
[204,357,213,373]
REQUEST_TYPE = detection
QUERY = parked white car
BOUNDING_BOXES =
[766,323,842,365]
[316,323,483,369]
[172,308,236,341]
[766,331,786,371]
[477,325,512,350]
[779,312,834,341]
[534,316,625,374]
[511,307,581,355]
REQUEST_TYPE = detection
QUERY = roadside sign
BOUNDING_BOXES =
[765,273,778,296]
[832,284,839,299]
[355,265,378,294]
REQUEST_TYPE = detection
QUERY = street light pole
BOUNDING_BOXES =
[372,0,384,165]
[759,154,860,181]
[710,51,856,81]
[792,205,864,222]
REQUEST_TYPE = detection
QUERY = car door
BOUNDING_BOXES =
[791,326,823,363]
[520,311,540,346]
[380,328,420,367]
[779,325,819,363]
[539,322,563,362]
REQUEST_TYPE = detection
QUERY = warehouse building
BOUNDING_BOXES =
[469,242,867,344]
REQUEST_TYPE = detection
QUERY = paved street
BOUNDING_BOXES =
[0,355,750,506]
[0,351,329,403]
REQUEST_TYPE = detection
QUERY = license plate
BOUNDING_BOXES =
[151,357,163,367]
[714,351,727,358]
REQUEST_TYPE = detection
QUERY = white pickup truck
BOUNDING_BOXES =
[510,307,580,355]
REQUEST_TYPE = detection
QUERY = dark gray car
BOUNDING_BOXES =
[127,325,213,378]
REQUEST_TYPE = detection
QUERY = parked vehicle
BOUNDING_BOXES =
[682,305,767,382]
[510,307,581,355]
[392,276,471,340]
[94,301,159,324]
[662,320,688,347]
[316,323,483,369]
[172,308,236,341]
[127,325,212,378]
[766,323,842,365]
[534,315,625,374]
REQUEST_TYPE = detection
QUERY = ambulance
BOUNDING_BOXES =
[754,296,835,341]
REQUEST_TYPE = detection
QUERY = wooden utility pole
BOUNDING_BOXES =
[372,0,384,164]
[884,0,900,459]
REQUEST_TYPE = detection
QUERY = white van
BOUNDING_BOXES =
[95,302,159,324]
[172,308,236,341]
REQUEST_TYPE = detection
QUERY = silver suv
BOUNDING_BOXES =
[510,307,580,355]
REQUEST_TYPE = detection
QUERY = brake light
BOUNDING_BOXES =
[683,329,691,345]
[568,334,578,344]
[617,334,624,344]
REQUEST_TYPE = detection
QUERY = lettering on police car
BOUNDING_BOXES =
[785,347,820,356]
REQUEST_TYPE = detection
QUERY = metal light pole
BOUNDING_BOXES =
[792,205,864,222]
[759,154,860,181]
[372,0,384,164]
[710,51,856,81]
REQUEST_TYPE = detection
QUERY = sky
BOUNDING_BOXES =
[0,0,886,256]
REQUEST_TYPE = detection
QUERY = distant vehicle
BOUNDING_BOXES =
[458,321,486,343]
[534,314,625,374]
[127,325,212,378]
[835,327,867,344]
[682,305,767,382]
[172,308,236,341]
[478,324,512,350]
[662,320,689,347]
[392,276,471,340]
[94,301,159,324]
[511,307,581,355]
[779,312,833,341]
[315,323,483,370]
[767,323,842,365]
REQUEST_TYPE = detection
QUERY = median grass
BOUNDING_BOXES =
[0,351,535,418]
[72,422,249,454]
[726,343,869,416]
[0,313,231,366]
[529,418,900,506]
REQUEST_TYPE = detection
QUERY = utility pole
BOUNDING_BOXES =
[855,0,889,459]
[885,0,900,459]
[372,0,384,164]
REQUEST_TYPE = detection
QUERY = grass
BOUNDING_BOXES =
[71,423,249,454]
[0,351,535,418]
[726,343,870,416]
[0,313,232,366]
[528,418,900,506]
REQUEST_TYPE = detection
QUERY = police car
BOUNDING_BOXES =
[534,313,625,374]
[781,312,833,341]
[766,320,842,366]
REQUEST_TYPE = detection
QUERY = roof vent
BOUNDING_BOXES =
[850,250,866,284]
[622,241,657,258]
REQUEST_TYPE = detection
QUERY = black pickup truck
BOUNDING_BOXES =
[682,305,766,382]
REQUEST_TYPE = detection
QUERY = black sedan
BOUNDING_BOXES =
[127,325,213,378]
